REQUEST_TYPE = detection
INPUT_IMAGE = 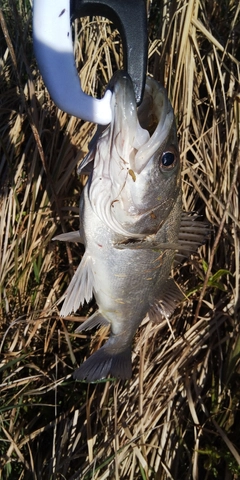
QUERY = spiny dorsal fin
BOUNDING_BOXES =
[77,125,106,175]
[53,231,83,243]
[149,278,184,323]
[60,252,94,317]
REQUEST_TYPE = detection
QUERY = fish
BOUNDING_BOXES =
[54,71,208,382]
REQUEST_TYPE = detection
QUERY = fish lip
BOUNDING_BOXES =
[107,73,175,174]
[107,70,135,103]
[107,70,138,131]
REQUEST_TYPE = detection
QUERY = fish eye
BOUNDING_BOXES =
[160,150,178,171]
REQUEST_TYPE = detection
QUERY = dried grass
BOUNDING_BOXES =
[0,0,239,479]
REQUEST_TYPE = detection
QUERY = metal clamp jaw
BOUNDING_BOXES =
[33,0,148,125]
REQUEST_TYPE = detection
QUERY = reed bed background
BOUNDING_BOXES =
[0,0,239,478]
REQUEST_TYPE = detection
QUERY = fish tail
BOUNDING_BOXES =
[73,341,132,382]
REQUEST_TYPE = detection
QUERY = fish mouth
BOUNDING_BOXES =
[79,72,174,177]
[108,71,174,174]
[107,71,151,164]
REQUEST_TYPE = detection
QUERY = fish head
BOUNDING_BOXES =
[80,72,181,237]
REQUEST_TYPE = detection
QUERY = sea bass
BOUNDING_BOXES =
[54,72,207,382]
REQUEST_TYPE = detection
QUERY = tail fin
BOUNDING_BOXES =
[73,342,132,382]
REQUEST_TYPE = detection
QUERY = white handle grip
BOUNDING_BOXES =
[33,0,112,124]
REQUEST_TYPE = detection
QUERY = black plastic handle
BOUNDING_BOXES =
[70,0,148,105]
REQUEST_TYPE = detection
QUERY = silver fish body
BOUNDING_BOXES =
[55,72,207,381]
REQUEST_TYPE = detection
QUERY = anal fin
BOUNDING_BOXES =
[75,311,110,332]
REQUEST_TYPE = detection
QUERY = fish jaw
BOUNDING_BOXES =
[84,71,150,237]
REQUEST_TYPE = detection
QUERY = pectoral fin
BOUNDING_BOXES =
[149,279,184,323]
[60,252,95,316]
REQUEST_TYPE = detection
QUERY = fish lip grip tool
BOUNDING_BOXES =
[33,0,148,125]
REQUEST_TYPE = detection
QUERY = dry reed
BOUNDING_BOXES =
[0,0,239,479]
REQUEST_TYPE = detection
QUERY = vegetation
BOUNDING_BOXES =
[0,0,239,478]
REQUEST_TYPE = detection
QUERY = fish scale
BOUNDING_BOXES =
[54,72,208,382]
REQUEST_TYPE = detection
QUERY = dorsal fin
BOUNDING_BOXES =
[175,213,209,264]
[149,278,184,323]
